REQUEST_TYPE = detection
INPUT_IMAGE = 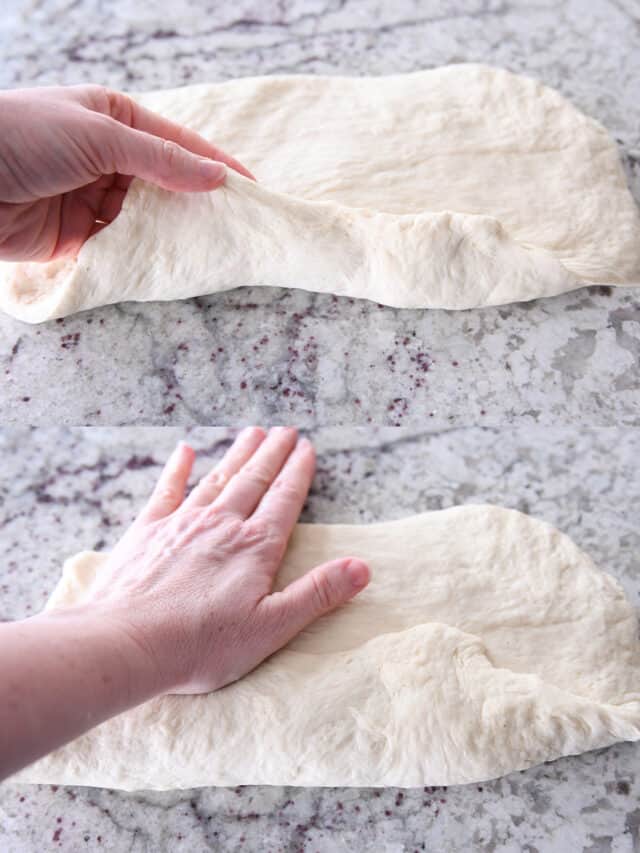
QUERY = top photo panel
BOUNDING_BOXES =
[1,0,639,426]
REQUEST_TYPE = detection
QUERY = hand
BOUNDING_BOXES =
[81,426,370,694]
[0,427,369,781]
[0,84,254,262]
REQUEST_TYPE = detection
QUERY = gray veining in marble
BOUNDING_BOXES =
[0,425,639,852]
[1,0,639,425]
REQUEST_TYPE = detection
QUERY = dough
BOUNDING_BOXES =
[15,505,640,790]
[1,64,639,323]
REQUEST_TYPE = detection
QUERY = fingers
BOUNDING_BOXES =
[258,558,370,654]
[213,427,298,518]
[95,88,255,181]
[181,427,266,510]
[138,442,195,522]
[122,98,256,181]
[106,123,228,193]
[250,437,316,546]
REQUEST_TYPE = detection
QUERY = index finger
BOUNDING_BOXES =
[100,89,255,181]
[137,441,195,523]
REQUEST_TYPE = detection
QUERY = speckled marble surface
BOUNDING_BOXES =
[0,425,639,852]
[1,0,640,425]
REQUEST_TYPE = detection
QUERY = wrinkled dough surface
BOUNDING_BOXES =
[1,64,639,322]
[16,505,640,790]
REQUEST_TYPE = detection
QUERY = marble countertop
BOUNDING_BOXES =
[0,425,639,852]
[1,0,639,426]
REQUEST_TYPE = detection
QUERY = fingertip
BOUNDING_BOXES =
[296,436,316,470]
[175,441,196,466]
[239,425,266,441]
[224,156,256,182]
[270,425,298,442]
[344,558,370,591]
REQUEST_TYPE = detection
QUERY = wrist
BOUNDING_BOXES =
[32,604,164,706]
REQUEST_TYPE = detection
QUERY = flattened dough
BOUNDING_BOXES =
[2,64,640,323]
[15,505,640,790]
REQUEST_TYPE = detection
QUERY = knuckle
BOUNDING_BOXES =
[243,466,272,490]
[201,501,223,519]
[212,512,244,541]
[80,83,110,105]
[311,572,335,613]
[203,469,227,489]
[161,138,181,169]
[193,470,226,500]
[81,85,125,121]
[244,518,285,550]
[155,485,179,505]
[271,478,301,502]
[244,517,269,539]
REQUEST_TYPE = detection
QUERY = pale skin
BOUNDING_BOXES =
[0,427,370,781]
[0,84,255,261]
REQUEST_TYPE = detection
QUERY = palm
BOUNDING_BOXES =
[27,173,131,260]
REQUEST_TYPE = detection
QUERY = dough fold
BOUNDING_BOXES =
[15,505,640,790]
[1,64,639,322]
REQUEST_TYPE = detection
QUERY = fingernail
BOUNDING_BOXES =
[200,159,226,182]
[346,559,370,589]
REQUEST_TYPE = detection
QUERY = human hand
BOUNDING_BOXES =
[0,84,254,262]
[0,427,369,780]
[84,427,370,695]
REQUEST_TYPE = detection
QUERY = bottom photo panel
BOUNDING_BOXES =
[0,426,639,852]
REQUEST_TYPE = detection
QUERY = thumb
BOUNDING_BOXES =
[259,558,370,654]
[107,122,227,192]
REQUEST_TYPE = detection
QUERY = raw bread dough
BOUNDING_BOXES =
[15,505,640,790]
[1,64,639,323]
